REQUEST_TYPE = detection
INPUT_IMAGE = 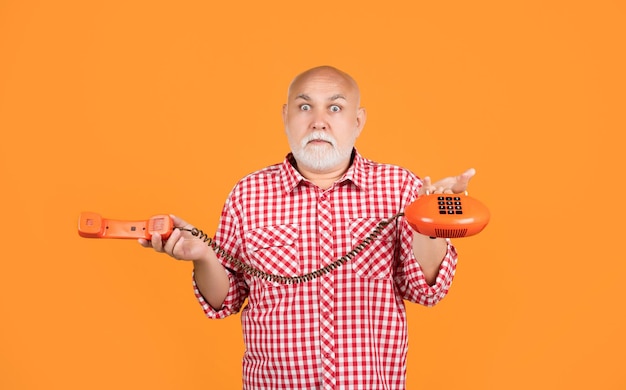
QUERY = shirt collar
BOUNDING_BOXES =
[280,148,369,194]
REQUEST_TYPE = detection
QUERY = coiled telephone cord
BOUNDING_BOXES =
[178,211,405,284]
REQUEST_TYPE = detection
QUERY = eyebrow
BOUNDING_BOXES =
[295,94,348,101]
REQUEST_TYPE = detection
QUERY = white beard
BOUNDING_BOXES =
[289,131,355,172]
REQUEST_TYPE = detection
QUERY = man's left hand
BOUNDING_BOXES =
[420,168,476,195]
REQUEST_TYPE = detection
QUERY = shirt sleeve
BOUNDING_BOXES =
[392,171,458,306]
[193,194,250,319]
[193,268,247,319]
[394,236,458,306]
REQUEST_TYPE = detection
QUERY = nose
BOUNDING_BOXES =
[312,121,327,130]
[310,110,328,130]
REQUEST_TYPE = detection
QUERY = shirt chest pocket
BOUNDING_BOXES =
[349,218,397,280]
[244,224,301,285]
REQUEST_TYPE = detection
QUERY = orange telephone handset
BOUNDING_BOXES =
[404,193,490,238]
[78,212,174,240]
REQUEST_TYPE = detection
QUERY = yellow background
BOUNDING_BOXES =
[1,0,624,389]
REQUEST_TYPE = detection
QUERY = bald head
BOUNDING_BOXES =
[287,66,361,105]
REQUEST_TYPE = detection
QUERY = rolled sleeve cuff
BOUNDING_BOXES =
[192,269,240,319]
[405,240,458,306]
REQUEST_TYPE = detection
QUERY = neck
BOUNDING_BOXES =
[296,162,350,190]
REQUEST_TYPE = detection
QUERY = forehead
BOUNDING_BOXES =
[288,70,358,101]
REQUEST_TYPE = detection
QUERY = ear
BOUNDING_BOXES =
[282,103,288,125]
[355,107,367,136]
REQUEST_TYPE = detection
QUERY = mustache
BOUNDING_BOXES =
[301,131,336,147]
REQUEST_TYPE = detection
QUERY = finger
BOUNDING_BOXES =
[460,168,476,182]
[170,214,192,229]
[151,232,165,252]
[138,238,150,247]
[420,176,434,195]
[452,168,476,193]
[162,228,182,257]
[169,238,178,259]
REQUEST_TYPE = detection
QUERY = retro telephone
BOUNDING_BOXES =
[404,192,490,238]
[78,193,489,284]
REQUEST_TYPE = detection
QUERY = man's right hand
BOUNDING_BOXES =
[138,215,211,262]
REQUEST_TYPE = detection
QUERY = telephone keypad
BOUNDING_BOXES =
[437,196,463,215]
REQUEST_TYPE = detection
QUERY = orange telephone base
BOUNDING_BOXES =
[404,193,490,238]
[78,212,174,240]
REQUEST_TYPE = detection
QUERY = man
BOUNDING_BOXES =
[141,66,475,389]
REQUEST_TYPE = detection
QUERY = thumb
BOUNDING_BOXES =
[169,214,189,229]
[460,168,476,182]
[452,168,476,193]
[419,176,432,195]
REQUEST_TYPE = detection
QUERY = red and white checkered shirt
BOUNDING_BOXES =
[194,150,457,389]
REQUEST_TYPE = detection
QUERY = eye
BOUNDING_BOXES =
[300,104,311,111]
[329,105,341,112]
